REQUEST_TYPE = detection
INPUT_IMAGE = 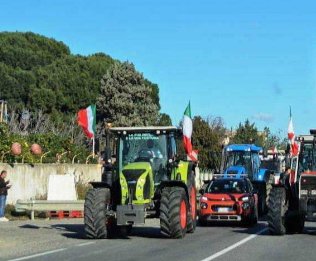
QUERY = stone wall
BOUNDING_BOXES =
[0,164,102,204]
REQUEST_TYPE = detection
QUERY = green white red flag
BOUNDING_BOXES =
[77,105,96,139]
[182,102,198,161]
[287,107,299,156]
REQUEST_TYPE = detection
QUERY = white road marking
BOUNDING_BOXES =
[75,242,95,247]
[7,248,66,261]
[200,227,269,261]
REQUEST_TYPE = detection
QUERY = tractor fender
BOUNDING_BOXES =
[257,168,271,183]
[160,180,189,199]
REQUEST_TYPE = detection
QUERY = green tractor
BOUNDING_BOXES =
[84,126,197,239]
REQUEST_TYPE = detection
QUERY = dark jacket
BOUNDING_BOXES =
[0,177,8,196]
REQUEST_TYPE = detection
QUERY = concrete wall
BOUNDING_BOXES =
[0,164,102,204]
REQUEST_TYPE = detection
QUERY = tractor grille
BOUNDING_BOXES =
[301,176,316,190]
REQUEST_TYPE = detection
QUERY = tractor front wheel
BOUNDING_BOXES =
[84,188,116,239]
[267,187,287,235]
[160,187,188,239]
[187,179,197,233]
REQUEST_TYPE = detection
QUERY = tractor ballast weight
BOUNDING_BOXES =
[220,144,272,214]
[84,126,197,239]
[268,131,316,235]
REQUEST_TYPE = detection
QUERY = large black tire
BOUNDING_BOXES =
[187,175,197,233]
[267,187,287,235]
[84,188,114,239]
[266,175,273,208]
[258,174,273,216]
[160,187,188,239]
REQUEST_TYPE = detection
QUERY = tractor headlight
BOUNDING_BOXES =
[312,190,316,195]
[301,189,308,195]
[200,202,208,209]
[201,196,208,201]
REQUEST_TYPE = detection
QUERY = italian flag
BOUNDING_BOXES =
[77,105,96,139]
[287,108,299,156]
[182,102,197,161]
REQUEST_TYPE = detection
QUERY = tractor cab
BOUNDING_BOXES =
[109,126,180,205]
[294,132,316,221]
[220,144,262,181]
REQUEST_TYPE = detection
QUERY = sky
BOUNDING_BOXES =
[1,0,316,136]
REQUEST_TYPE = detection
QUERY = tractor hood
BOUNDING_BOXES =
[120,162,154,205]
[224,166,246,175]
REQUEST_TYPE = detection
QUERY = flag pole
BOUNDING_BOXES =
[92,136,95,158]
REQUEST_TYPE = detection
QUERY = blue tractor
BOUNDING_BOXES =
[220,144,273,214]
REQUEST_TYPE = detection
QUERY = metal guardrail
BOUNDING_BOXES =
[15,200,84,220]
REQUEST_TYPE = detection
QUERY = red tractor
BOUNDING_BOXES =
[268,130,316,235]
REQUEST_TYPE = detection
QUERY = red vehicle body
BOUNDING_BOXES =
[199,177,258,226]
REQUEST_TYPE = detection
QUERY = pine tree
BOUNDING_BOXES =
[97,62,159,126]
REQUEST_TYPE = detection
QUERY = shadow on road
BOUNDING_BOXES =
[48,224,165,240]
[51,224,86,239]
[130,227,165,239]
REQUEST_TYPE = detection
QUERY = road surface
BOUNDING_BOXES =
[0,218,315,261]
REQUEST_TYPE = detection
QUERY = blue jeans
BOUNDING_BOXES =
[0,195,6,217]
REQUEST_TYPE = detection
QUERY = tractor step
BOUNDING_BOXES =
[48,210,83,219]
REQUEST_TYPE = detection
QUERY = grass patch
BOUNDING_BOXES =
[76,182,92,200]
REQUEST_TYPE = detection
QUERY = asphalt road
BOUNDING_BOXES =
[0,218,316,261]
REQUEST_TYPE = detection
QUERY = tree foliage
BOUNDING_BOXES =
[157,113,172,126]
[231,119,264,146]
[0,32,166,124]
[192,116,226,170]
[263,127,288,150]
[97,62,159,126]
[0,32,171,159]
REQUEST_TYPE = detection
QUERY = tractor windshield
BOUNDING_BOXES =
[118,132,168,183]
[298,143,316,173]
[223,151,252,174]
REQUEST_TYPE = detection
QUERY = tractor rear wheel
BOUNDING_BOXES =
[266,175,273,208]
[187,175,197,233]
[84,188,115,239]
[160,187,188,238]
[267,187,287,235]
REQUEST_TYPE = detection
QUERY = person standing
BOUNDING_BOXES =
[0,170,11,222]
